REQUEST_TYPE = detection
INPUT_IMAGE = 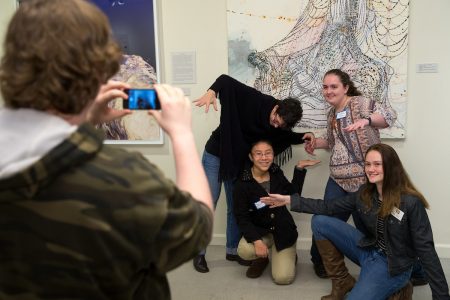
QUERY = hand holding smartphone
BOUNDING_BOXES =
[123,88,161,110]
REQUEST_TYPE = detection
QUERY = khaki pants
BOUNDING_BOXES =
[237,234,297,285]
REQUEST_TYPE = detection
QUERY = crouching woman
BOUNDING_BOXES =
[233,140,319,284]
[262,143,450,299]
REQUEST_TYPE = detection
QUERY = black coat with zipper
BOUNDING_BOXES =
[233,164,306,252]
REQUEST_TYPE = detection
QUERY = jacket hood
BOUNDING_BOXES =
[0,108,77,179]
[0,109,103,201]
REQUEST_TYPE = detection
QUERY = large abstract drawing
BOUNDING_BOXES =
[228,0,409,138]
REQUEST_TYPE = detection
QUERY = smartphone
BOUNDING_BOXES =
[123,88,161,110]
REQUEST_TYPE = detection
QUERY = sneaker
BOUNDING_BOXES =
[193,254,209,273]
[225,254,252,266]
[246,257,269,278]
[313,262,329,279]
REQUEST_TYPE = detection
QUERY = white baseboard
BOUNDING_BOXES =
[210,234,450,258]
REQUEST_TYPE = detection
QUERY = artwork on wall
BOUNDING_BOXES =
[92,0,163,144]
[227,0,409,138]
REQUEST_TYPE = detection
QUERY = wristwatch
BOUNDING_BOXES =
[364,116,372,126]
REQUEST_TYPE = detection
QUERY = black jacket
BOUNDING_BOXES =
[291,190,450,299]
[205,74,307,180]
[233,164,306,251]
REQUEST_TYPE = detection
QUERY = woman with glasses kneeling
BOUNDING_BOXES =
[233,140,319,284]
[262,143,449,299]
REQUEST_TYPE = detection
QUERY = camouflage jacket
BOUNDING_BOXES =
[0,124,213,300]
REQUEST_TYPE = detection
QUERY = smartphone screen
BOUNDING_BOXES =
[123,88,161,110]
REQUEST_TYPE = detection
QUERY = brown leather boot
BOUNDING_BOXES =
[246,257,269,278]
[316,240,356,300]
[388,281,413,300]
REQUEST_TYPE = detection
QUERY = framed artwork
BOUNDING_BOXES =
[92,0,163,144]
[227,0,408,139]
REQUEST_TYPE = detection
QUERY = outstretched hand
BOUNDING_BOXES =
[86,80,131,125]
[343,118,369,132]
[261,194,291,208]
[296,159,321,169]
[193,89,218,113]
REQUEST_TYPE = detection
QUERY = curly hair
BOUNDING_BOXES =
[0,0,122,114]
[277,97,303,128]
[324,69,362,97]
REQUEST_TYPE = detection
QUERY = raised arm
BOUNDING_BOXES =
[291,159,321,194]
[193,74,276,113]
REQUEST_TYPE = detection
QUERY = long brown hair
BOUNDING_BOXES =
[0,0,122,114]
[361,143,429,217]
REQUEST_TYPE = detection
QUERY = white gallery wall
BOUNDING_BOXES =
[1,0,449,257]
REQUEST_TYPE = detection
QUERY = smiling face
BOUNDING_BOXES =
[365,150,384,187]
[249,142,274,173]
[322,74,349,108]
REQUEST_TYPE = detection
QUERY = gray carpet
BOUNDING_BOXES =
[168,245,449,300]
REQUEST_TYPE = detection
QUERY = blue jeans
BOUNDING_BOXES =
[312,215,412,299]
[411,258,426,279]
[310,177,366,264]
[200,151,241,255]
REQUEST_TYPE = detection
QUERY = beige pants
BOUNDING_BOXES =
[237,234,297,285]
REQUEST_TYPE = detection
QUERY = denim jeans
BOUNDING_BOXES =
[411,258,426,279]
[312,215,412,299]
[200,151,241,255]
[310,177,366,265]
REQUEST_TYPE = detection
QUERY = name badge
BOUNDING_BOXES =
[391,207,404,221]
[254,200,266,210]
[336,111,347,119]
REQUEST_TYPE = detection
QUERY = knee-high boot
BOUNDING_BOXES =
[316,240,356,300]
[388,281,413,300]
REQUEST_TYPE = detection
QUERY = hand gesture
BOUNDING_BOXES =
[260,194,291,208]
[193,89,218,113]
[343,118,369,132]
[296,159,321,169]
[86,80,131,125]
[303,132,316,155]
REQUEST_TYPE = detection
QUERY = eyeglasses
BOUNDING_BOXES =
[253,151,274,158]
